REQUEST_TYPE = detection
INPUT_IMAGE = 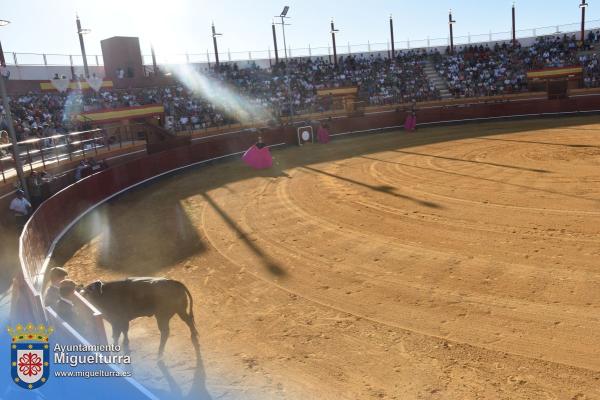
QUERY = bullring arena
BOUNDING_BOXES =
[47,116,600,399]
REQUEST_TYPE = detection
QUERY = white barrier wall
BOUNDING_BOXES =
[5,65,105,81]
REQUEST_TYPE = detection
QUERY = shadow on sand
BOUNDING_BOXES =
[153,342,212,400]
[393,149,550,173]
[302,165,442,209]
[362,154,600,204]
[201,192,286,277]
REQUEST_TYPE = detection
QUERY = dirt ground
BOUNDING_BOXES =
[52,116,600,399]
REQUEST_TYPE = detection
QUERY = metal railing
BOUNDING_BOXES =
[0,126,146,183]
[4,19,600,67]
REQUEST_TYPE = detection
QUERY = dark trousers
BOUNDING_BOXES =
[31,195,43,210]
[14,214,29,230]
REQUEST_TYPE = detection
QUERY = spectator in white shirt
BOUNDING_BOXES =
[9,189,32,228]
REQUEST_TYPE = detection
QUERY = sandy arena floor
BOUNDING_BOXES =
[52,116,600,399]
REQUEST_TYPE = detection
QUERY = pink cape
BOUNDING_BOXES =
[242,145,273,169]
[404,114,417,131]
[317,127,331,144]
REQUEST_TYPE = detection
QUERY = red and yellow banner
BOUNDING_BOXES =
[76,104,165,124]
[317,87,358,96]
[40,80,114,91]
[527,66,583,80]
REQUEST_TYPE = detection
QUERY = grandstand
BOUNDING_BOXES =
[3,4,600,399]
[0,27,599,143]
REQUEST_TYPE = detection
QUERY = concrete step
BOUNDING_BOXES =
[423,57,453,99]
[423,57,452,98]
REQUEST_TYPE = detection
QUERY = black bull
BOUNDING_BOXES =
[82,277,198,355]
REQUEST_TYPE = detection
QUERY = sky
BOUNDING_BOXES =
[0,0,598,64]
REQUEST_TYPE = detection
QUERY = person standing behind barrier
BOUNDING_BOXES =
[9,189,31,229]
[27,171,44,209]
[55,279,82,330]
[44,267,68,307]
[74,160,89,181]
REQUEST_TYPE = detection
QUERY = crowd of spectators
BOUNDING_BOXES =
[3,32,600,136]
[435,42,529,97]
[271,51,439,109]
[105,51,439,131]
[1,51,438,135]
[436,32,600,97]
[581,52,600,88]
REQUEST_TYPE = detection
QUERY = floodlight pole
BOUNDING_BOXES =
[331,19,338,68]
[76,15,89,78]
[280,16,289,60]
[274,8,290,61]
[283,16,293,121]
[448,10,456,54]
[581,0,588,44]
[273,7,293,122]
[212,22,220,68]
[389,15,395,58]
[272,21,279,64]
[151,44,158,75]
[512,3,517,47]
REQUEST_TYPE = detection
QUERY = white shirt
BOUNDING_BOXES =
[9,197,31,216]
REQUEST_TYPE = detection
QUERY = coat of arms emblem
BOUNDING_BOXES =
[7,323,54,390]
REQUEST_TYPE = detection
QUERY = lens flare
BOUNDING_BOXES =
[62,88,84,125]
[171,64,272,124]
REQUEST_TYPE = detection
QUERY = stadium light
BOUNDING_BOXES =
[0,19,29,198]
[274,6,291,60]
[76,15,90,78]
[212,22,222,68]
